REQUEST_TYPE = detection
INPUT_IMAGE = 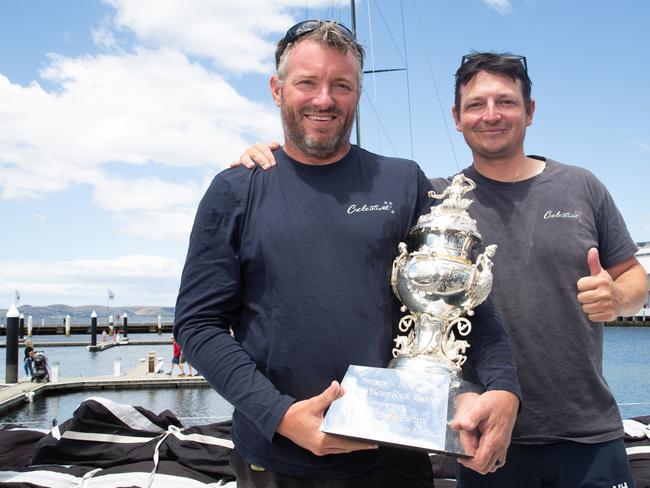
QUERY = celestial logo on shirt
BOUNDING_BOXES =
[347,201,395,215]
[543,209,582,220]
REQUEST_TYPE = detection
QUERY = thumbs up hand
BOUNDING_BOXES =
[576,248,620,322]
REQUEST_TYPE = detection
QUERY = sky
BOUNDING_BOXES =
[0,0,648,307]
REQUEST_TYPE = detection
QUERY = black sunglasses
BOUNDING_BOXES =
[461,53,528,74]
[276,20,356,66]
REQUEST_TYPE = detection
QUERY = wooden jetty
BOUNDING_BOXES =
[0,361,208,417]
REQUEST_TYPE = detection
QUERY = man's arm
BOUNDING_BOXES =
[577,249,648,322]
[174,173,294,442]
[451,295,521,474]
[576,174,648,322]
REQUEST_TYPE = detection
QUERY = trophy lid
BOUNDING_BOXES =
[410,174,483,242]
[410,211,483,242]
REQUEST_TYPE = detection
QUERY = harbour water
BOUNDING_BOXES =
[1,327,649,428]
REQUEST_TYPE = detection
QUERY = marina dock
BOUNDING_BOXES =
[0,361,208,417]
[0,338,172,348]
[0,323,174,336]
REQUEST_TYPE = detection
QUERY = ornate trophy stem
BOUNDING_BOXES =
[390,313,472,374]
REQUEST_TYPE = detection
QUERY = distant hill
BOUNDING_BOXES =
[0,304,175,324]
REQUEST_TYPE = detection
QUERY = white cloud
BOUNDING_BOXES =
[93,176,203,212]
[105,0,338,73]
[115,208,198,243]
[638,141,649,153]
[0,48,281,201]
[482,0,512,15]
[0,255,183,306]
[90,174,212,242]
[91,20,120,51]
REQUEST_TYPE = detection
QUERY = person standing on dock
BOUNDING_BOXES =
[175,21,522,486]
[440,52,649,488]
[181,355,195,377]
[168,338,186,377]
[23,339,34,380]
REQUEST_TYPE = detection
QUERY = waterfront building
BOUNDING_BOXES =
[627,242,650,320]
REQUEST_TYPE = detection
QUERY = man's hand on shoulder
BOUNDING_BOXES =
[276,381,379,456]
[230,141,280,170]
[451,389,519,474]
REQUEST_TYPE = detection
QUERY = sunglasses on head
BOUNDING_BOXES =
[276,20,356,64]
[461,53,528,74]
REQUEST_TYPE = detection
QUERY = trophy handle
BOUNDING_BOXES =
[441,317,472,369]
[391,242,410,310]
[462,244,498,312]
[392,315,416,358]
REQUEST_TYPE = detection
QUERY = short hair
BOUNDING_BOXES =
[454,51,533,114]
[275,21,365,89]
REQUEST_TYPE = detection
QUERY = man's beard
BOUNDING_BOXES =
[281,102,355,160]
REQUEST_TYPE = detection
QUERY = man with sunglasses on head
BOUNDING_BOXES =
[237,50,648,487]
[175,22,522,487]
[438,52,646,488]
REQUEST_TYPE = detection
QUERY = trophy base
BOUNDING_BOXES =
[320,364,482,456]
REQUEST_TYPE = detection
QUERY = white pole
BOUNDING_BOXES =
[27,315,33,336]
[51,362,60,383]
[113,358,122,376]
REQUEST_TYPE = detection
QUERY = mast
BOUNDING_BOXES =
[351,0,361,147]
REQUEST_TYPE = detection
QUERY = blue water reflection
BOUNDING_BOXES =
[1,387,233,428]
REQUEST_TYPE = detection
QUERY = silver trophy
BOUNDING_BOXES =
[321,174,497,456]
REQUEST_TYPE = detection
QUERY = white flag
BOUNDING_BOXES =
[108,289,115,301]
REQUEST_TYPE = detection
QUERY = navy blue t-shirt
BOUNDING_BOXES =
[175,146,520,478]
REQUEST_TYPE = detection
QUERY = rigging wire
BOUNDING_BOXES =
[367,0,413,158]
[399,0,414,159]
[371,0,405,65]
[350,0,361,146]
[366,0,379,152]
[415,0,460,170]
[362,90,399,157]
